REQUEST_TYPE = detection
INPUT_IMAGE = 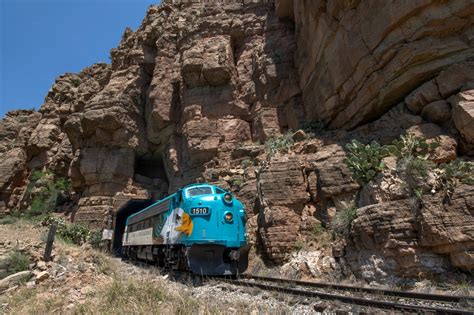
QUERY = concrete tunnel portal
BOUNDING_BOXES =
[112,199,154,256]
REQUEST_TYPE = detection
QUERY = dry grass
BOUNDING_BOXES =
[73,277,168,314]
[3,273,261,314]
[446,280,472,296]
[1,221,286,314]
[0,218,45,245]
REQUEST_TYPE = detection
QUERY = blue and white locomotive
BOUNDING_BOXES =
[122,184,250,275]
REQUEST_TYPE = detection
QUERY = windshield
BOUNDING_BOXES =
[187,187,213,197]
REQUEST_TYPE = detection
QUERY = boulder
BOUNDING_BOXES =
[421,100,451,124]
[436,62,474,98]
[0,270,32,291]
[292,130,306,142]
[35,271,50,283]
[451,90,474,145]
[405,80,442,115]
[36,261,47,271]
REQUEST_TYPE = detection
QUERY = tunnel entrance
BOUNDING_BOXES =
[112,199,154,256]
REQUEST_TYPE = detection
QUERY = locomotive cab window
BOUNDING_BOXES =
[175,190,183,205]
[187,187,212,197]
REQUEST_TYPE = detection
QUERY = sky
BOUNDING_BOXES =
[0,0,160,118]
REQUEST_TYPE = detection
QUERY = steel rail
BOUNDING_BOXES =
[244,274,473,304]
[223,278,472,314]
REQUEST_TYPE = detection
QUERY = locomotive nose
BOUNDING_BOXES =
[187,244,251,275]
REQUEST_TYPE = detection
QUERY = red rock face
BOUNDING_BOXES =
[277,0,474,129]
[0,1,473,278]
[349,185,474,278]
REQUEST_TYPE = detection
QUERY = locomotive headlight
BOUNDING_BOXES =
[224,212,233,223]
[223,193,232,203]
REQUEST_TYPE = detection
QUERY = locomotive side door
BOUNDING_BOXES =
[163,190,184,244]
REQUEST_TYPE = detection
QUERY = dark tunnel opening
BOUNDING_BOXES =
[134,154,170,200]
[112,199,154,256]
[135,157,167,179]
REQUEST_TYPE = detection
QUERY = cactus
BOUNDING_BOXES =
[343,140,389,184]
[265,132,294,157]
[387,133,439,160]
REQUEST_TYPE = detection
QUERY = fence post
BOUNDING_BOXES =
[43,223,57,262]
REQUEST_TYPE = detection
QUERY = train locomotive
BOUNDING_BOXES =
[122,184,250,275]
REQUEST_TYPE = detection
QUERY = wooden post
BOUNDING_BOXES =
[43,223,57,262]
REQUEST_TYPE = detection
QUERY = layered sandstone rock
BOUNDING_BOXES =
[349,185,474,281]
[451,89,474,154]
[277,0,474,131]
[0,110,41,213]
[0,0,473,280]
[257,157,309,262]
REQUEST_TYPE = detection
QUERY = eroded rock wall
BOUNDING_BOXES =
[277,0,474,130]
[349,185,474,280]
[0,0,473,281]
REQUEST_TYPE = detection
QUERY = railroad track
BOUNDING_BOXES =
[122,260,473,313]
[216,275,474,314]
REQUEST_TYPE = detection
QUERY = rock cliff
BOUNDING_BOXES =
[1,0,473,282]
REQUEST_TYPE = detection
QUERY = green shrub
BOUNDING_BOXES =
[28,196,51,216]
[230,178,243,188]
[331,206,358,235]
[265,132,294,157]
[58,223,90,245]
[438,159,474,200]
[300,121,326,135]
[440,159,474,186]
[241,158,253,169]
[413,188,424,199]
[54,178,71,191]
[398,156,435,179]
[5,250,31,276]
[343,140,389,184]
[70,78,81,87]
[387,133,439,160]
[25,171,71,218]
[294,239,305,251]
[30,170,50,182]
[311,222,325,237]
[43,216,90,245]
[0,216,17,225]
[88,230,103,249]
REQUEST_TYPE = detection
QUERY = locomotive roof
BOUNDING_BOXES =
[183,183,213,188]
[125,183,224,225]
